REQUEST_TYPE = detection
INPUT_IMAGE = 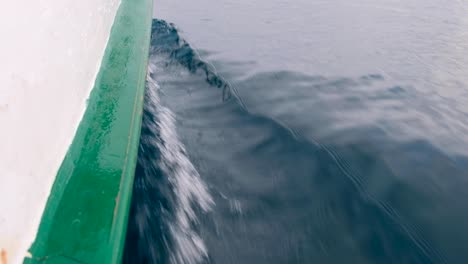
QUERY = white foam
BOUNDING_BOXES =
[145,64,214,264]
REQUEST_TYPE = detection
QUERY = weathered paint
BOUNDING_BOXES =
[0,0,120,262]
[22,0,153,263]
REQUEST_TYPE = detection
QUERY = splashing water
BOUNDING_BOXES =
[124,63,214,264]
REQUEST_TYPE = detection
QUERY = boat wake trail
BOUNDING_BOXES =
[124,65,214,264]
[150,19,232,101]
[122,13,468,264]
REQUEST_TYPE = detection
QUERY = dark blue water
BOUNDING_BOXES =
[125,1,468,263]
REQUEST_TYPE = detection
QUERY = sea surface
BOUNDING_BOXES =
[125,0,468,263]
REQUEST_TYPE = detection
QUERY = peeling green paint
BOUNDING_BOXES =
[24,0,153,263]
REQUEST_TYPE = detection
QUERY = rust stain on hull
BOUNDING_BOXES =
[1,248,7,264]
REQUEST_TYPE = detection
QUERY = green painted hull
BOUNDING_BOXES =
[25,0,153,262]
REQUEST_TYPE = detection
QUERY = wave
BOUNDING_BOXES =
[150,19,232,101]
[122,18,465,264]
[123,64,214,264]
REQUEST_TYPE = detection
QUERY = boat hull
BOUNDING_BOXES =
[0,0,153,263]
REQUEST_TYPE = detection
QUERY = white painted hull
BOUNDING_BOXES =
[0,1,121,263]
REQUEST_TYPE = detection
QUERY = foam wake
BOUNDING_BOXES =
[123,63,214,264]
